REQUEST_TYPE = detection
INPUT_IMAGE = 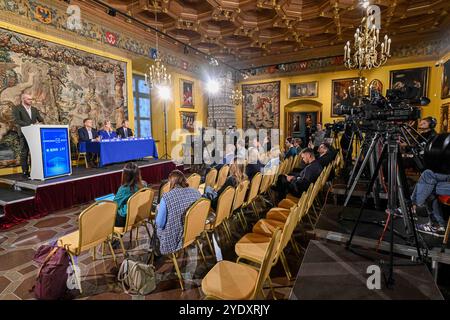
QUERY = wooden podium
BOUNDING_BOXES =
[21,125,72,180]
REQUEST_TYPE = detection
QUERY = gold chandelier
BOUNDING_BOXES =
[230,86,243,105]
[344,5,391,70]
[349,73,369,98]
[145,3,171,88]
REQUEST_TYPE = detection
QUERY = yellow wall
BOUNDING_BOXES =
[237,59,449,143]
[440,51,450,119]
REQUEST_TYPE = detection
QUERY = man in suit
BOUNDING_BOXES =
[13,93,44,177]
[116,119,133,139]
[78,118,99,168]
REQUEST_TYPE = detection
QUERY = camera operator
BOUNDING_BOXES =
[412,169,450,237]
[418,116,437,143]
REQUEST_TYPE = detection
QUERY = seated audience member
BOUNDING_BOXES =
[294,138,303,154]
[412,169,450,237]
[312,123,326,148]
[204,160,246,210]
[215,144,235,171]
[98,120,117,140]
[274,148,323,202]
[114,162,146,227]
[263,147,281,175]
[246,146,264,180]
[78,118,99,168]
[236,139,247,163]
[284,137,297,159]
[116,119,134,138]
[155,170,201,255]
[317,142,336,167]
[418,117,437,143]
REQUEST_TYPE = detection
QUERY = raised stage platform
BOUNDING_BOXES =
[0,159,177,230]
[290,240,444,299]
[310,204,450,278]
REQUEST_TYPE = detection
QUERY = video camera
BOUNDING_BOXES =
[325,121,345,134]
[335,89,430,123]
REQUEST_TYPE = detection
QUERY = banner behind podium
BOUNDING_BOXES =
[22,125,72,180]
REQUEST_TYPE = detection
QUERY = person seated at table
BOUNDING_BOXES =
[203,159,246,210]
[114,162,146,227]
[98,120,117,140]
[78,118,99,168]
[155,170,201,255]
[116,119,133,139]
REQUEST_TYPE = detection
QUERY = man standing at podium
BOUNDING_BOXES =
[13,93,44,177]
[116,119,133,138]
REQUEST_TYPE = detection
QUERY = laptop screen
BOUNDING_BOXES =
[95,193,115,202]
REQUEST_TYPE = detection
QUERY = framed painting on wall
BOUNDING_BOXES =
[369,79,383,98]
[442,59,450,99]
[180,111,196,133]
[440,103,449,133]
[242,81,280,130]
[331,78,359,117]
[180,79,194,108]
[389,67,429,101]
[288,81,318,99]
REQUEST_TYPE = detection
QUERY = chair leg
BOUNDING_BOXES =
[290,238,301,258]
[204,231,215,257]
[252,202,259,217]
[68,252,82,294]
[92,246,96,261]
[280,252,293,281]
[267,275,277,300]
[223,221,232,242]
[196,240,206,263]
[101,243,105,257]
[136,226,139,242]
[107,240,118,267]
[118,235,127,255]
[171,253,184,290]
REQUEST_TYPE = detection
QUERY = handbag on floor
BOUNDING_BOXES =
[117,258,156,295]
[32,244,70,300]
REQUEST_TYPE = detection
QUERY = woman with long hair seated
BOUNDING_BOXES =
[114,162,145,227]
[98,120,117,140]
[204,158,246,210]
[155,170,201,255]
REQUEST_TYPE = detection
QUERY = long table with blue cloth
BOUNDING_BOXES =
[79,138,158,167]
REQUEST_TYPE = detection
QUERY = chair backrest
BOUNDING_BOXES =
[214,186,235,227]
[159,181,170,201]
[124,188,154,232]
[297,191,309,222]
[78,200,117,254]
[215,165,230,190]
[232,180,250,212]
[252,228,282,299]
[258,173,272,194]
[205,168,218,188]
[279,204,300,251]
[304,183,315,211]
[245,172,262,205]
[186,173,201,190]
[183,198,211,248]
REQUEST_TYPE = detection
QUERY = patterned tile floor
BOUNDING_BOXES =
[0,199,306,300]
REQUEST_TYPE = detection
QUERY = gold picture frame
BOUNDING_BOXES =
[180,79,194,108]
[180,111,196,133]
[288,81,318,99]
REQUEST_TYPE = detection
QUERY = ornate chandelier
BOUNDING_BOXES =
[145,4,171,88]
[230,86,243,105]
[344,5,391,70]
[349,73,369,98]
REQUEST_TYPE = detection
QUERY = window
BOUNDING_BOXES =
[132,74,152,138]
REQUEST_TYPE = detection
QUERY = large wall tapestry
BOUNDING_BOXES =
[0,28,127,168]
[242,81,280,130]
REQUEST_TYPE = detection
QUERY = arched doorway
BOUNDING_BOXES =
[284,100,322,147]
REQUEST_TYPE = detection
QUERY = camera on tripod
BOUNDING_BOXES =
[325,121,345,134]
[335,89,430,123]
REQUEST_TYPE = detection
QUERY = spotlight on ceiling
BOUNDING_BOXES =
[360,0,370,8]
[107,8,117,17]
[209,57,219,66]
[206,79,219,95]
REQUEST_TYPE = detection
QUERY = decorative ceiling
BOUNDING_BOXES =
[102,0,450,69]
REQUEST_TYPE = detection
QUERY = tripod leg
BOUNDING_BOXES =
[346,140,387,249]
[344,133,380,207]
[346,135,367,190]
